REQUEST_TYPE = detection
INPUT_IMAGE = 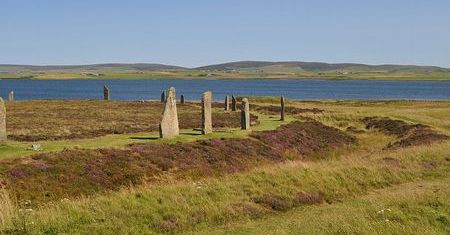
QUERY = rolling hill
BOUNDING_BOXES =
[195,61,450,73]
[1,61,449,80]
[0,63,186,73]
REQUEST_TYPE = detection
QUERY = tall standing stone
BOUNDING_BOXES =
[103,86,110,100]
[280,96,286,121]
[201,91,213,134]
[0,98,6,142]
[160,91,165,103]
[224,96,230,111]
[8,91,14,102]
[231,95,237,111]
[180,95,185,104]
[240,98,250,130]
[159,87,179,138]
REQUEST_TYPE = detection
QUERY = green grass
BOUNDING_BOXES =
[195,178,450,234]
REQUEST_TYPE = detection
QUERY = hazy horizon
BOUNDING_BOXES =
[1,0,450,67]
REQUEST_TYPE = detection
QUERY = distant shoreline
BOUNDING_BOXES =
[1,76,450,81]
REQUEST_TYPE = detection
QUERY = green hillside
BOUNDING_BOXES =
[196,61,449,73]
[0,61,449,80]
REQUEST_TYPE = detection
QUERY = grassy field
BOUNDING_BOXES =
[0,99,449,234]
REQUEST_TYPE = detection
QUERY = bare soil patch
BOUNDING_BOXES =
[346,126,365,134]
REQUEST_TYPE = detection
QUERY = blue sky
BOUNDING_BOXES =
[1,0,449,67]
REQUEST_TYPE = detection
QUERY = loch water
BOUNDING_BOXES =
[1,79,449,101]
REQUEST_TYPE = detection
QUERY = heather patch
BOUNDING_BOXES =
[250,121,357,156]
[252,104,323,115]
[0,121,355,204]
[362,117,448,149]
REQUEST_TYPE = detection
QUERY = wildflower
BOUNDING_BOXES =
[22,200,32,206]
[61,198,70,202]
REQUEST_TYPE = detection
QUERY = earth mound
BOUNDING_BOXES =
[362,117,448,149]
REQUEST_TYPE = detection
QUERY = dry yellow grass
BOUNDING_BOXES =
[0,187,17,228]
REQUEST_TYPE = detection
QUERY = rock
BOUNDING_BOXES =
[0,98,6,142]
[231,95,237,111]
[159,87,179,138]
[103,86,110,100]
[201,91,213,134]
[224,96,230,111]
[160,91,165,103]
[241,98,250,130]
[280,96,285,121]
[8,90,14,102]
[29,144,42,151]
[180,95,185,104]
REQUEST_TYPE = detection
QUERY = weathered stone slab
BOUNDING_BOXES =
[231,95,237,111]
[103,86,110,100]
[201,91,213,134]
[8,91,14,102]
[159,87,179,138]
[0,98,6,142]
[240,98,250,130]
[160,91,165,102]
[224,96,230,111]
[180,95,185,104]
[281,96,285,121]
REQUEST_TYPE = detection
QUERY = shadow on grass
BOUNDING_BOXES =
[214,129,234,133]
[181,132,202,136]
[130,136,159,140]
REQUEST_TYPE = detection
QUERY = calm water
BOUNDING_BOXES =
[1,79,449,101]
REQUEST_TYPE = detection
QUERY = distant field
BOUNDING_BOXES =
[0,99,449,234]
[1,61,450,80]
[2,70,450,80]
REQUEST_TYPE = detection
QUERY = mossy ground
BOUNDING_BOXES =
[0,98,449,234]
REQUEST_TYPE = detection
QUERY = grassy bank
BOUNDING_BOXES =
[2,135,448,234]
[0,99,449,234]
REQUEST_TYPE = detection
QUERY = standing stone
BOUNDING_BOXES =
[224,96,230,111]
[160,91,165,103]
[240,98,250,130]
[103,86,110,100]
[159,87,179,138]
[8,91,14,102]
[180,95,185,104]
[0,98,6,142]
[201,91,213,134]
[280,96,286,121]
[231,95,237,111]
